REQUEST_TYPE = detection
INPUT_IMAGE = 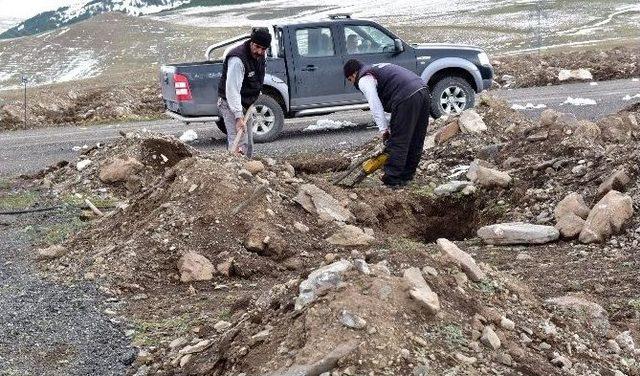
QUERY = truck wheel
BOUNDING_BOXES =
[429,76,475,118]
[252,95,284,143]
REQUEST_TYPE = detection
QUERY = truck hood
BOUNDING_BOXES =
[411,43,484,53]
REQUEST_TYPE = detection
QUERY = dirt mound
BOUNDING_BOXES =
[0,82,163,130]
[493,46,640,88]
[30,98,640,375]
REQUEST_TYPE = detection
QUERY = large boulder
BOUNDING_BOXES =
[554,192,590,221]
[459,109,487,134]
[467,160,512,188]
[99,157,144,183]
[477,222,559,245]
[177,252,214,282]
[326,225,375,246]
[295,260,352,310]
[598,116,631,143]
[555,213,585,239]
[546,295,609,334]
[403,267,440,314]
[436,238,485,282]
[294,184,355,223]
[558,68,593,81]
[579,190,634,244]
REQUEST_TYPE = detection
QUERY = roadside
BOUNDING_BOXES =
[0,183,134,375]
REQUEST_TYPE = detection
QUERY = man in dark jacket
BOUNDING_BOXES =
[217,27,271,157]
[343,59,430,187]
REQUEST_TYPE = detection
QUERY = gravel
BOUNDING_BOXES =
[0,213,133,376]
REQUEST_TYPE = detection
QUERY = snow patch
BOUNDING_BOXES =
[0,71,12,82]
[589,82,599,86]
[179,129,198,142]
[511,103,547,110]
[623,94,640,101]
[561,97,597,106]
[304,119,357,132]
[55,52,100,82]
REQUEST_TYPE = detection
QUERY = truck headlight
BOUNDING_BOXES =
[477,52,491,66]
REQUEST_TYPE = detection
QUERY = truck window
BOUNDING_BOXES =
[344,25,395,55]
[295,27,335,57]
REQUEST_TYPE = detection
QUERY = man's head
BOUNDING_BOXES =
[346,34,358,52]
[343,59,363,85]
[249,27,272,59]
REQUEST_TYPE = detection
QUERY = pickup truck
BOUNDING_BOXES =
[160,14,494,143]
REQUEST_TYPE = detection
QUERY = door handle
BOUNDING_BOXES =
[302,65,317,72]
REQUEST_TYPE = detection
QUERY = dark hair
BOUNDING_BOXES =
[343,59,363,78]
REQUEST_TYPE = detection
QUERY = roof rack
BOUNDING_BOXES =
[328,13,351,19]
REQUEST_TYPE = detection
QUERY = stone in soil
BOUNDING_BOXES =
[36,244,68,260]
[467,160,512,188]
[480,326,501,350]
[436,238,485,282]
[325,225,375,246]
[177,252,214,282]
[579,190,633,243]
[295,260,352,310]
[554,192,590,221]
[403,267,440,314]
[477,222,559,245]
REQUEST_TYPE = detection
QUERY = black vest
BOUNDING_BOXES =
[357,63,426,113]
[218,40,266,108]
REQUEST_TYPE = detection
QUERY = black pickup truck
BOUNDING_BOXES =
[160,14,493,143]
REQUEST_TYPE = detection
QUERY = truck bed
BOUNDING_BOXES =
[160,60,224,118]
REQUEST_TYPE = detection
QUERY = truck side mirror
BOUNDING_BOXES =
[394,39,404,54]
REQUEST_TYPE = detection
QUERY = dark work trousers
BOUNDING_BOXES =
[383,88,430,185]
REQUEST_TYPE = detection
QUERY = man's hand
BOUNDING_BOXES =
[235,117,246,133]
[378,130,390,142]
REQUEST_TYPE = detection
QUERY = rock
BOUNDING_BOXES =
[294,221,309,233]
[237,169,253,181]
[179,339,212,355]
[554,192,590,221]
[540,109,560,127]
[244,226,268,254]
[265,342,358,376]
[579,190,634,244]
[295,260,352,310]
[455,353,477,364]
[550,354,572,369]
[339,309,367,329]
[214,320,231,333]
[169,337,189,350]
[459,109,487,133]
[467,160,511,188]
[98,157,144,183]
[177,252,214,282]
[76,159,92,171]
[496,352,512,366]
[599,116,631,142]
[244,160,265,174]
[597,169,631,197]
[500,317,515,331]
[294,184,355,223]
[571,120,601,144]
[436,238,485,282]
[546,295,609,333]
[216,258,234,277]
[353,259,371,275]
[326,225,375,246]
[433,180,471,196]
[403,267,440,314]
[477,222,559,245]
[179,129,198,142]
[607,339,621,353]
[435,120,460,144]
[558,68,593,81]
[179,354,192,367]
[480,326,501,350]
[615,331,636,351]
[555,213,585,239]
[37,245,68,260]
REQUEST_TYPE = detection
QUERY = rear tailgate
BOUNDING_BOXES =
[160,61,224,117]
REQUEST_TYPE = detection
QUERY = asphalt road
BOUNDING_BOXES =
[0,78,638,178]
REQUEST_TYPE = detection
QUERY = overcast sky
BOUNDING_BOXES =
[0,0,83,20]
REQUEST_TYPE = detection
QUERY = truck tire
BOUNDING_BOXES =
[252,95,285,143]
[429,76,475,118]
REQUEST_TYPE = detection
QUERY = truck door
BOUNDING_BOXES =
[340,23,417,102]
[288,25,345,109]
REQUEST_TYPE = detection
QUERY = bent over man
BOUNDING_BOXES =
[217,27,272,157]
[343,59,430,187]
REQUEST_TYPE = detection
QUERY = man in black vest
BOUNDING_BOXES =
[217,28,271,157]
[343,59,430,188]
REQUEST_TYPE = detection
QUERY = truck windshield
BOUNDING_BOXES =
[344,25,395,55]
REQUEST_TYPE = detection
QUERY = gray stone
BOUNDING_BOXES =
[177,252,214,282]
[480,326,501,350]
[477,222,559,245]
[294,184,355,223]
[598,168,631,197]
[37,245,68,260]
[339,309,367,329]
[467,160,511,188]
[459,109,487,134]
[214,320,232,333]
[615,331,635,351]
[178,339,211,355]
[295,260,352,310]
[554,193,590,221]
[353,259,371,275]
[403,267,440,314]
[434,180,471,196]
[436,238,485,282]
[579,190,634,244]
[555,213,585,239]
[265,341,358,376]
[500,317,515,331]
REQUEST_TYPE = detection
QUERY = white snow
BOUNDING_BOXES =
[589,82,599,86]
[0,72,11,82]
[623,94,640,101]
[179,129,198,142]
[561,97,597,106]
[511,103,547,110]
[633,78,639,82]
[76,159,92,171]
[304,119,357,132]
